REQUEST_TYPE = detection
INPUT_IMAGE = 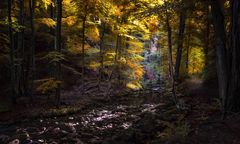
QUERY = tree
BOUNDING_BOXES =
[210,0,228,114]
[166,13,177,103]
[29,0,36,100]
[226,0,240,112]
[175,1,186,79]
[55,0,62,106]
[8,0,16,104]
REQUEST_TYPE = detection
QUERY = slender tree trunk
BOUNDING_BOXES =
[19,0,26,97]
[175,10,186,79]
[105,35,120,99]
[166,15,177,103]
[210,0,228,115]
[204,3,210,69]
[186,31,190,72]
[226,0,240,112]
[50,2,55,35]
[81,14,87,96]
[29,0,35,100]
[8,0,16,104]
[98,21,105,90]
[55,0,62,107]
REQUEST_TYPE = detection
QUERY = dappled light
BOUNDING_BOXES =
[1,0,240,143]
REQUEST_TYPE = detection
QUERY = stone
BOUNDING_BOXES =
[8,139,20,144]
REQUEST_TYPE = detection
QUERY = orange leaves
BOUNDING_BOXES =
[145,16,159,33]
[127,61,145,80]
[63,16,77,26]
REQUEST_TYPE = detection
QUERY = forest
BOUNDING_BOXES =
[0,0,240,143]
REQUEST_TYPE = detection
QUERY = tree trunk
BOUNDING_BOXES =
[186,31,190,72]
[105,35,120,99]
[210,0,228,114]
[55,0,62,107]
[8,0,16,104]
[98,21,105,89]
[81,13,87,96]
[166,15,177,103]
[226,0,240,112]
[29,0,35,100]
[204,2,210,69]
[19,0,27,98]
[175,10,186,79]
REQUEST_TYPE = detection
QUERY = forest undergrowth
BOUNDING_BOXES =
[0,77,239,144]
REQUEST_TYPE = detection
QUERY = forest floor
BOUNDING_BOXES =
[1,77,240,144]
[184,77,240,144]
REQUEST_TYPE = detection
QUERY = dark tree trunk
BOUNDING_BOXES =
[29,0,35,100]
[81,13,87,96]
[210,0,228,114]
[204,2,210,69]
[8,0,16,104]
[226,0,240,112]
[55,0,62,107]
[186,31,190,72]
[175,10,186,79]
[19,0,26,97]
[50,2,55,35]
[98,21,105,88]
[166,15,177,103]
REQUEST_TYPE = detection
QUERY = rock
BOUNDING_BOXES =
[0,134,10,143]
[64,123,76,133]
[37,139,44,143]
[8,139,20,144]
[13,132,30,142]
[68,117,74,120]
[61,130,69,134]
[52,127,61,134]
[22,139,33,144]
[73,138,85,144]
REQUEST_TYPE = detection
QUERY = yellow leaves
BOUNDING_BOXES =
[63,16,77,26]
[86,26,100,42]
[133,67,145,80]
[35,18,56,28]
[105,52,116,59]
[145,16,159,33]
[138,0,164,9]
[113,5,123,16]
[188,47,205,74]
[63,0,78,15]
[127,61,145,80]
[88,61,100,70]
[38,0,52,9]
[67,44,91,55]
[132,55,144,62]
[127,40,144,54]
[118,57,127,65]
[126,82,142,90]
[36,78,61,94]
